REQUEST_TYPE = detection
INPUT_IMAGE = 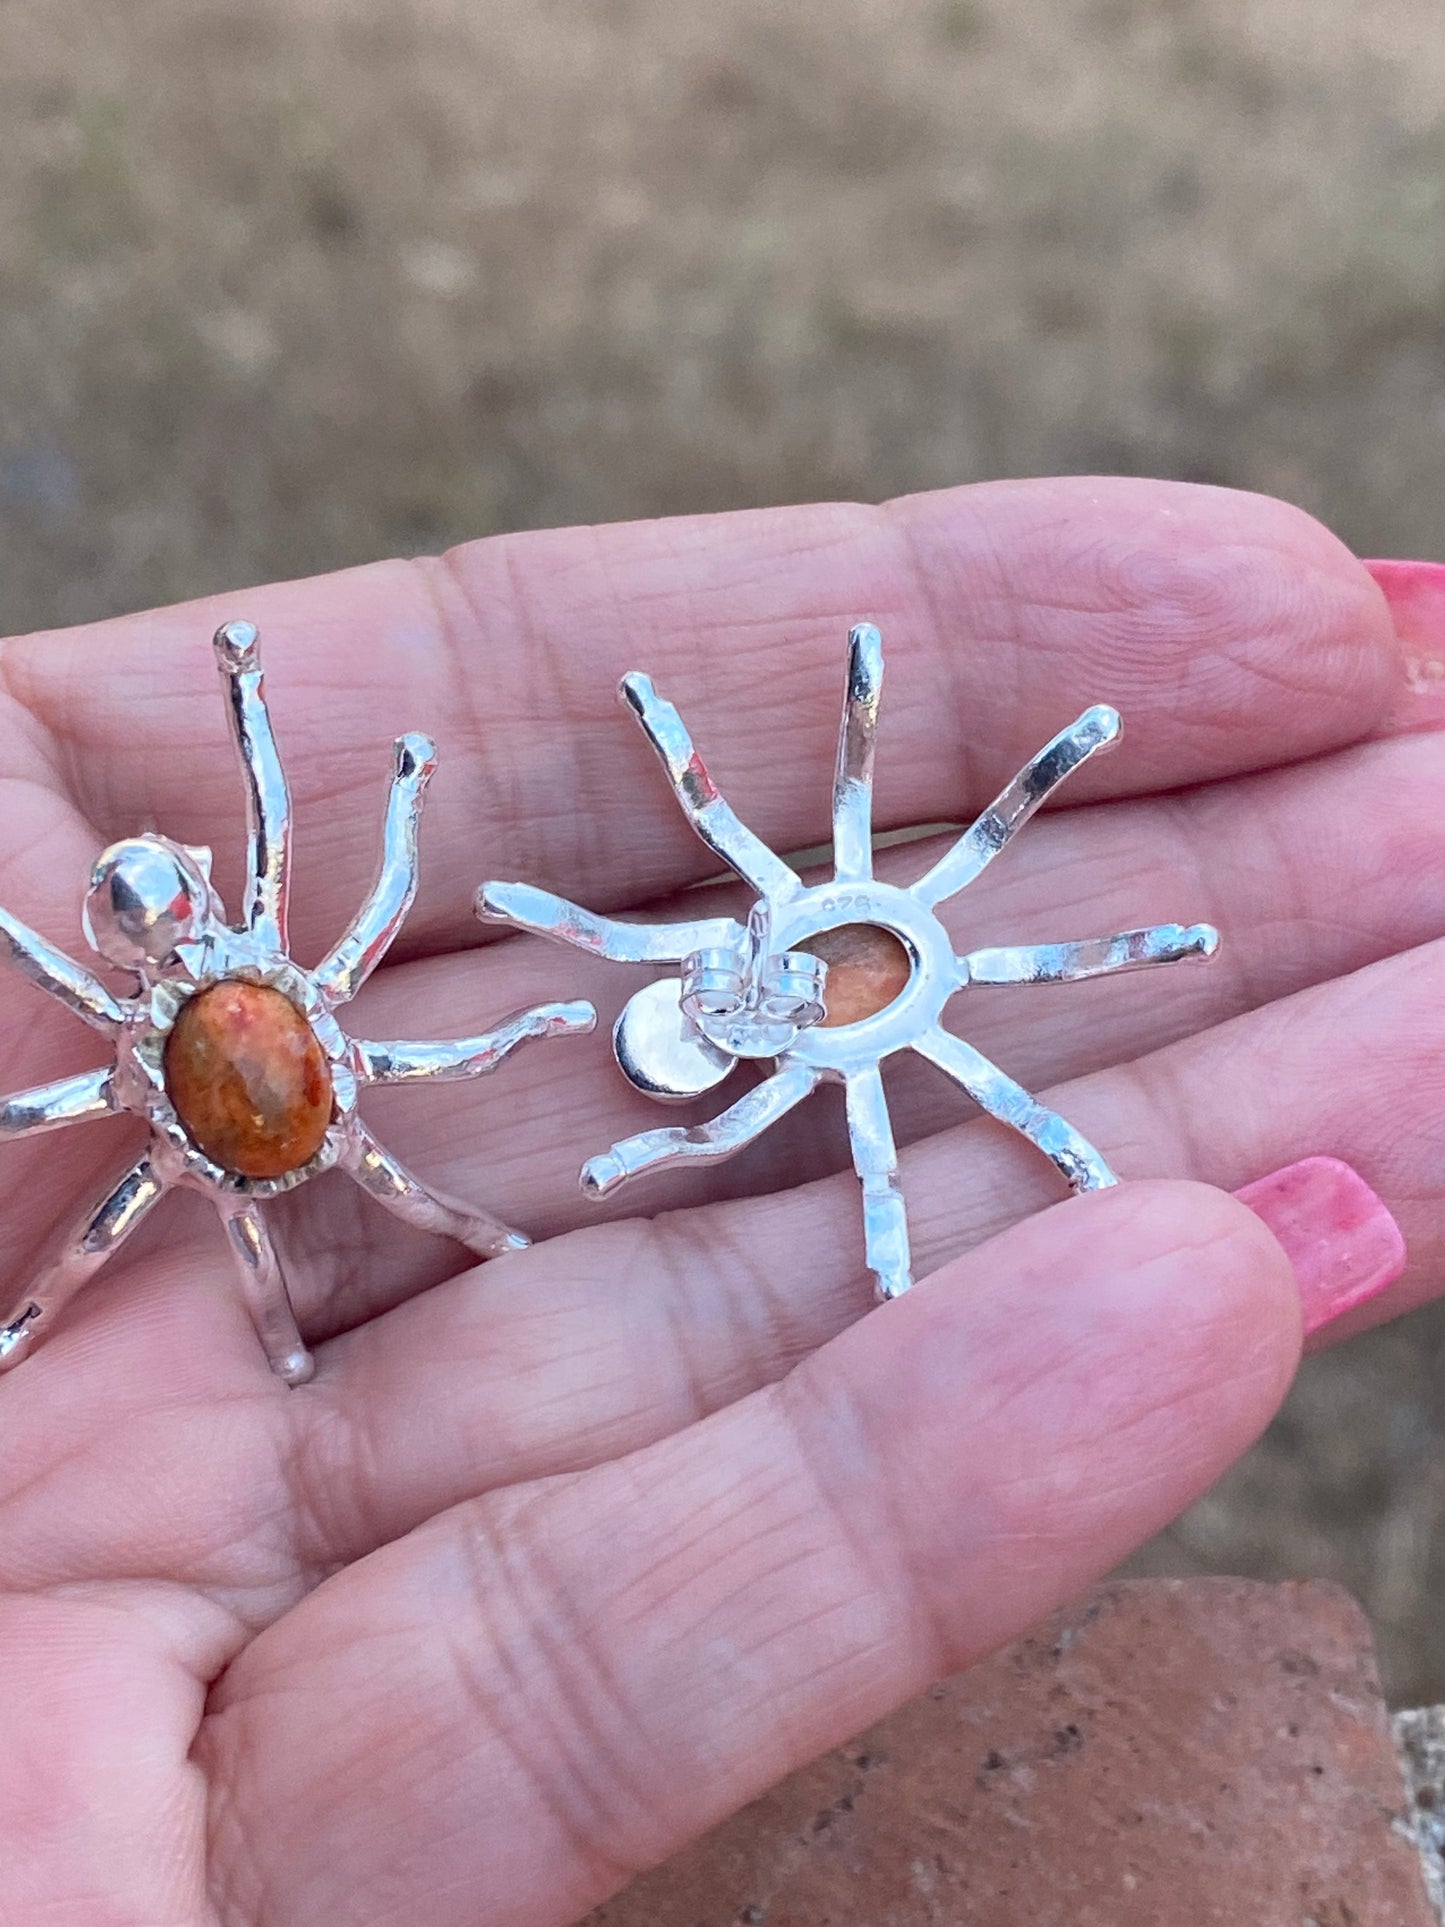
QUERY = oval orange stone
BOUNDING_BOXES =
[164,981,333,1179]
[799,922,913,1027]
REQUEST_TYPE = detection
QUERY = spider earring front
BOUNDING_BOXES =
[480,623,1218,1302]
[0,623,594,1384]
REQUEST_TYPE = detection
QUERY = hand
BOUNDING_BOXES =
[0,477,1433,1926]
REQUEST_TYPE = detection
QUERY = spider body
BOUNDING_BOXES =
[480,623,1218,1302]
[0,622,594,1384]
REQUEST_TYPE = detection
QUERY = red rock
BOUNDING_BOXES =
[164,981,332,1178]
[801,922,913,1027]
[586,1579,1433,1927]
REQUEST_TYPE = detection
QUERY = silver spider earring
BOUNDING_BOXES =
[0,622,594,1384]
[479,622,1217,1302]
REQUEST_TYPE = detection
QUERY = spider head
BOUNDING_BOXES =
[83,835,216,970]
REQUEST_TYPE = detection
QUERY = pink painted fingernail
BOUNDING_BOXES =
[1367,559,1445,722]
[1233,1156,1405,1335]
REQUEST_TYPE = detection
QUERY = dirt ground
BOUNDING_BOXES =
[4,0,1445,1698]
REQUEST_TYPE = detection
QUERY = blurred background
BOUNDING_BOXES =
[4,0,1445,1697]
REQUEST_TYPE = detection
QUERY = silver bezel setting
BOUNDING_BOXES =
[119,945,358,1199]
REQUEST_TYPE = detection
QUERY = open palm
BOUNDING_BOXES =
[0,477,1439,1926]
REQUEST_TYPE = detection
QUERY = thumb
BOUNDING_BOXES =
[203,1177,1322,1927]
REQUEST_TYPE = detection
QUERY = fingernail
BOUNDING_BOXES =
[1233,1156,1405,1335]
[1366,559,1445,721]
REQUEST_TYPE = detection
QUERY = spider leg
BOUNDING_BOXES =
[314,733,438,1005]
[0,907,127,1031]
[844,1063,912,1300]
[1,1066,118,1140]
[962,922,1219,985]
[217,1199,313,1385]
[477,881,744,964]
[832,622,884,884]
[354,999,596,1086]
[214,621,294,949]
[619,673,800,900]
[341,1121,529,1259]
[913,1026,1118,1194]
[913,706,1121,911]
[0,1155,166,1372]
[580,1060,819,1197]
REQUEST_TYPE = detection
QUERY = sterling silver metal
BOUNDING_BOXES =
[479,622,1218,1302]
[0,621,595,1384]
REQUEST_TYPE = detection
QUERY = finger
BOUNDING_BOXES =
[201,1181,1300,1927]
[0,921,1414,1610]
[268,725,1445,1337]
[3,479,1400,966]
[297,928,1433,1563]
[0,487,1404,1284]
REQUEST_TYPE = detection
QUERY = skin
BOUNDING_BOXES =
[0,475,1439,1924]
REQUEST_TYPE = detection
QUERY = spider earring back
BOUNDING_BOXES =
[479,623,1218,1302]
[0,622,595,1384]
